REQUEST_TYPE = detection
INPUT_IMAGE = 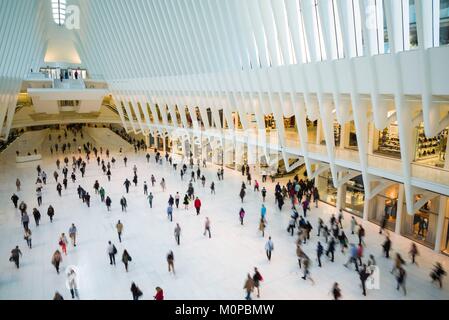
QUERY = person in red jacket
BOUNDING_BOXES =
[154,287,164,300]
[194,197,202,215]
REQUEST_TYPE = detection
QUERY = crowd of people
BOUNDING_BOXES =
[6,125,448,300]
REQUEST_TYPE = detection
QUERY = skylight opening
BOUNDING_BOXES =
[52,0,67,26]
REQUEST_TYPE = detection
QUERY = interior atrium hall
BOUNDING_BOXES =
[1,0,449,301]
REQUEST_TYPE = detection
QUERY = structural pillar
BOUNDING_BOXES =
[445,143,449,169]
[434,196,448,253]
[145,134,150,150]
[367,123,375,155]
[395,184,405,235]
[316,119,322,145]
[363,195,369,221]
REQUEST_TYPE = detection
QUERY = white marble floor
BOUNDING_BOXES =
[0,129,449,300]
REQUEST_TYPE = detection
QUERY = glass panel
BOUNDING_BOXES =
[441,0,449,45]
[409,0,419,48]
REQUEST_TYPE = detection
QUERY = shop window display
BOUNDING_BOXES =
[342,175,364,217]
[265,115,276,129]
[368,184,399,231]
[316,170,337,206]
[402,197,440,249]
[374,123,401,158]
[306,118,318,144]
[334,122,341,147]
[414,125,448,168]
[345,121,358,150]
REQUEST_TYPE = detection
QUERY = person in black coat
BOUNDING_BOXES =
[382,236,391,258]
[131,282,142,300]
[32,208,41,226]
[11,194,19,208]
[326,237,336,262]
[359,264,372,296]
[317,242,324,267]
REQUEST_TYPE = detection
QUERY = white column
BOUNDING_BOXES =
[434,196,447,253]
[336,172,345,211]
[316,119,322,145]
[363,195,369,221]
[145,135,149,150]
[395,184,405,235]
[445,143,449,170]
[367,123,375,155]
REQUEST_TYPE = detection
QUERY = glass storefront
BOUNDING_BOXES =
[334,122,341,147]
[306,117,318,144]
[368,184,399,231]
[265,115,276,129]
[442,197,449,255]
[414,124,448,168]
[316,170,338,207]
[347,121,358,150]
[402,196,440,249]
[374,123,401,158]
[39,67,87,80]
[342,175,364,217]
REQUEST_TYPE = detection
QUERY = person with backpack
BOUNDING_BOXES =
[430,262,447,288]
[122,249,132,272]
[108,241,117,265]
[11,193,19,208]
[252,267,263,298]
[131,282,143,300]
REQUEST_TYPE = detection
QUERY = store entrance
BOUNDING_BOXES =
[402,197,439,249]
